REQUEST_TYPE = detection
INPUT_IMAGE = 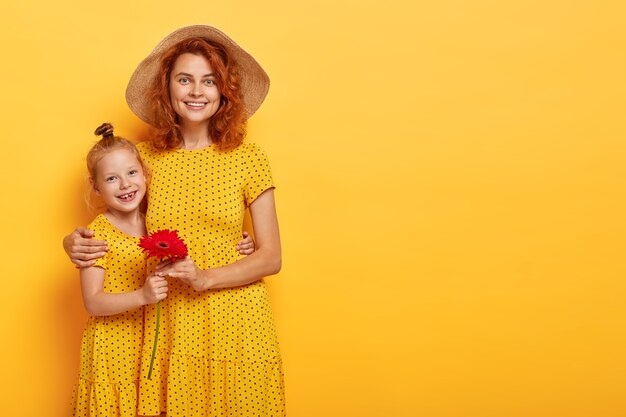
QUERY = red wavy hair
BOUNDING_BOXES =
[147,38,247,150]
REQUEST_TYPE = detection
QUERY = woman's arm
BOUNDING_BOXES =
[65,227,254,268]
[80,267,168,316]
[159,188,281,290]
[64,228,108,267]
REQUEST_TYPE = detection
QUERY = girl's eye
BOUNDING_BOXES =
[129,169,138,175]
[105,176,116,182]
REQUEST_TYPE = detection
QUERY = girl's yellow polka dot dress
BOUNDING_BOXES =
[72,214,146,417]
[136,141,285,417]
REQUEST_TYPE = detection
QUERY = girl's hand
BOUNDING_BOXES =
[236,231,255,255]
[142,275,168,304]
[63,227,108,268]
[158,257,207,291]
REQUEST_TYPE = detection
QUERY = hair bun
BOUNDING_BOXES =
[94,123,115,139]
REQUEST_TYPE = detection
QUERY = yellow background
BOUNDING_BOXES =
[1,1,625,416]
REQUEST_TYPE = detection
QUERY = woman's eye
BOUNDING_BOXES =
[179,78,190,84]
[204,79,215,86]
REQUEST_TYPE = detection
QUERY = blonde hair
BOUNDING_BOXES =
[87,123,147,180]
[85,123,149,212]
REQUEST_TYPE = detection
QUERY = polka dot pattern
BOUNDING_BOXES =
[136,141,285,417]
[71,214,146,417]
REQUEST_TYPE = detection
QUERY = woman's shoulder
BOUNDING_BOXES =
[238,141,264,151]
[136,140,156,156]
[234,141,269,159]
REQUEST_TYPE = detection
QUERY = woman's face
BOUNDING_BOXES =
[168,53,222,125]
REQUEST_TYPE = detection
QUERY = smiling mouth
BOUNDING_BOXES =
[117,191,137,201]
[184,101,207,108]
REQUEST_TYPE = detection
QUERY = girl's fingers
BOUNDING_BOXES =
[149,275,169,284]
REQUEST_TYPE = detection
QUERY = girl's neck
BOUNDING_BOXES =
[180,121,213,150]
[103,209,146,237]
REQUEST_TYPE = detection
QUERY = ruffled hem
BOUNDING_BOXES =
[138,351,285,417]
[71,378,139,417]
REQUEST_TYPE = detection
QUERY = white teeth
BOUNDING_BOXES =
[186,102,206,107]
[119,192,135,200]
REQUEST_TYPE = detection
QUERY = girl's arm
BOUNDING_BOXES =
[159,188,281,290]
[80,267,168,316]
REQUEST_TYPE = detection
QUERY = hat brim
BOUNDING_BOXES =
[125,25,270,126]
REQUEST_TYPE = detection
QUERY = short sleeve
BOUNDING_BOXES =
[86,216,110,270]
[243,143,275,206]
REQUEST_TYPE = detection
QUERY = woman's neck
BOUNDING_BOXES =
[180,121,213,150]
[103,209,146,237]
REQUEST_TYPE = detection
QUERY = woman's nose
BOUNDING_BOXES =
[190,83,202,97]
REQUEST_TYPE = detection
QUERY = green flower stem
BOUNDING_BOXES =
[147,300,161,380]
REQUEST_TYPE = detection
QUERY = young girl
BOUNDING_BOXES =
[71,123,257,416]
[71,123,166,417]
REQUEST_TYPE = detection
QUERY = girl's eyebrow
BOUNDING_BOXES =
[100,165,140,175]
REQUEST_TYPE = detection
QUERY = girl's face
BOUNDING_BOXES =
[92,148,147,216]
[169,53,222,126]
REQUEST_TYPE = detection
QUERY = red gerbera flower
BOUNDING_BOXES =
[139,229,188,260]
[138,229,188,381]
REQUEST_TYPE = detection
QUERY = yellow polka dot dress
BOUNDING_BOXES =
[136,141,285,417]
[72,214,146,417]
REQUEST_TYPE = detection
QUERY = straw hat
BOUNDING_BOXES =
[125,25,270,126]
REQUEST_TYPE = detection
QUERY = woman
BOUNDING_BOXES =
[64,25,285,417]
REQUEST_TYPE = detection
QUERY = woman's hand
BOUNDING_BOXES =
[157,257,207,291]
[141,274,169,304]
[236,231,255,255]
[63,227,108,268]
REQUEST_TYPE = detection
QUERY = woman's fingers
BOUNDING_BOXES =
[72,251,107,261]
[155,259,173,270]
[157,257,192,272]
[79,238,108,246]
[237,231,255,255]
[72,259,96,268]
[158,266,187,276]
[76,227,96,238]
[71,240,108,259]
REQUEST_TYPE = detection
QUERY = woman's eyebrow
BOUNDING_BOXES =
[174,72,215,77]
